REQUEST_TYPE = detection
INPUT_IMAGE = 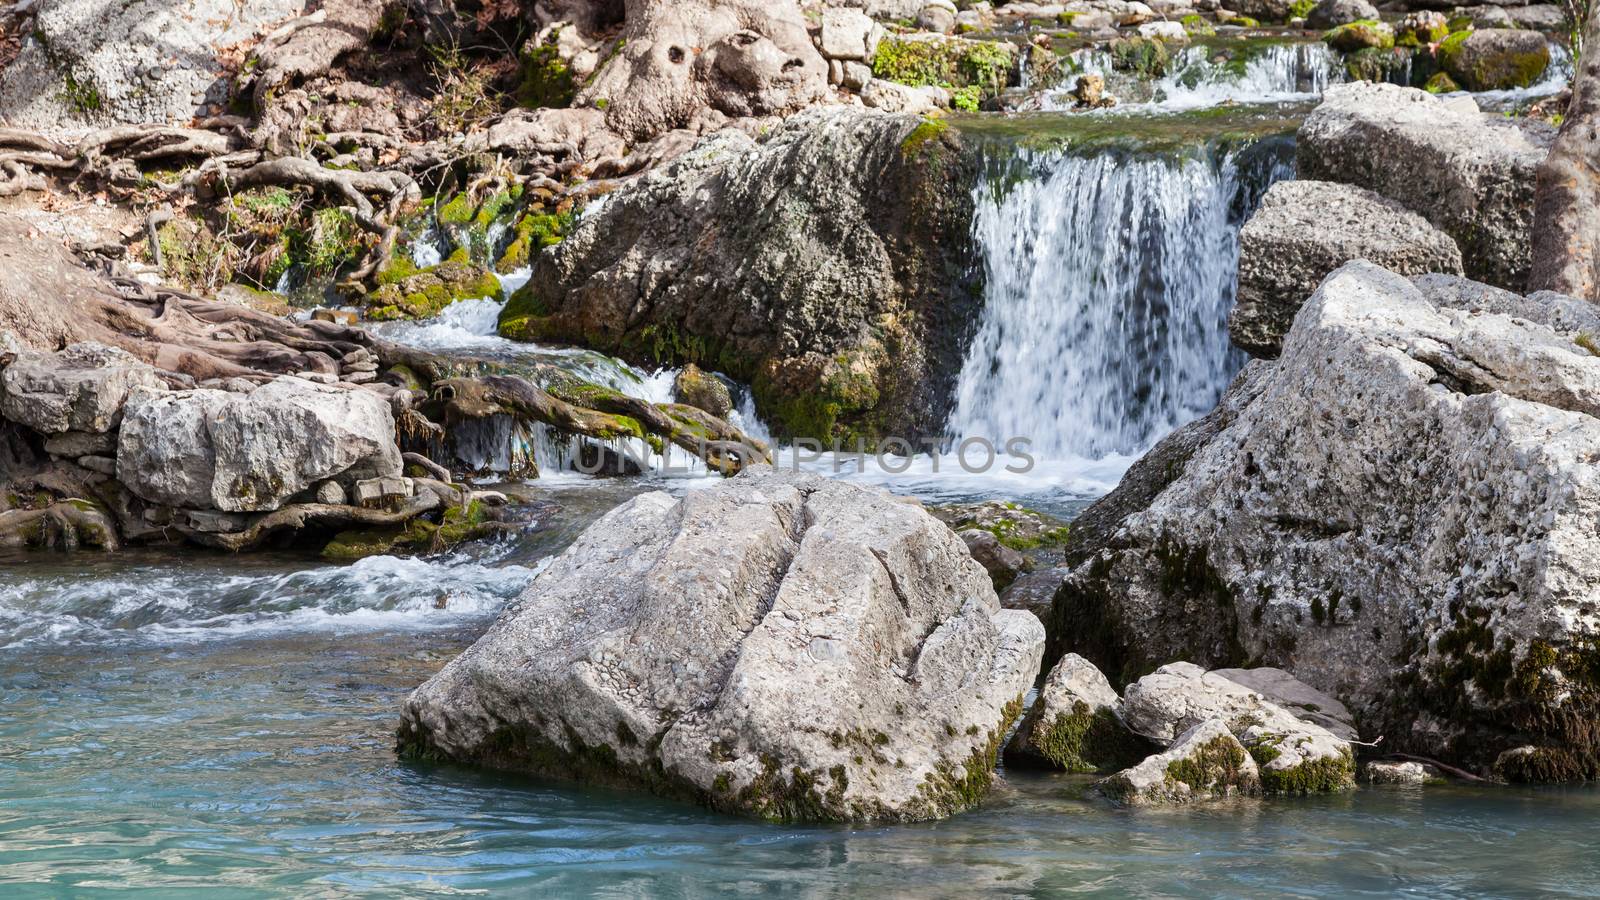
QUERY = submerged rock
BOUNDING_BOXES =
[1097,718,1261,806]
[1297,82,1552,290]
[1232,179,1463,358]
[521,108,982,444]
[0,342,163,435]
[1121,663,1355,793]
[118,376,403,513]
[1322,19,1395,52]
[1006,653,1148,772]
[397,468,1044,822]
[1053,261,1600,779]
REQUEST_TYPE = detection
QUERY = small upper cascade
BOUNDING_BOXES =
[1048,42,1345,110]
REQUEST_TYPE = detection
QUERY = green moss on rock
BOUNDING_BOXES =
[1029,702,1147,773]
[496,279,554,340]
[367,258,503,320]
[1323,20,1396,52]
[1424,70,1462,93]
[518,29,577,109]
[871,36,1015,101]
[914,695,1024,815]
[496,210,575,272]
[1164,735,1252,795]
[1109,36,1172,77]
[1256,746,1356,794]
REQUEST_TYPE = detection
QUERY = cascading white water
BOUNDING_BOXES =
[1154,42,1341,107]
[1052,42,1342,110]
[946,143,1291,461]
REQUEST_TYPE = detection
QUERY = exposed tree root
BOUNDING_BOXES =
[177,491,442,552]
[430,374,768,475]
[0,501,120,551]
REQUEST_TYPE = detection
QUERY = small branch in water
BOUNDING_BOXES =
[1381,752,1492,783]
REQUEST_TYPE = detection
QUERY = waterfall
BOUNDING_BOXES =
[946,140,1292,461]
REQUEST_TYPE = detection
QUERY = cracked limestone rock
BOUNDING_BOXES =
[117,375,402,513]
[1053,261,1600,778]
[397,467,1045,822]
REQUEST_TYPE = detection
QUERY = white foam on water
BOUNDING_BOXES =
[0,552,542,649]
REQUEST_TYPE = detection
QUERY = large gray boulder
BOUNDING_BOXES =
[1053,261,1600,780]
[1232,179,1464,357]
[1005,653,1148,772]
[1297,82,1554,291]
[0,343,163,435]
[398,467,1045,822]
[117,376,402,512]
[520,107,982,444]
[0,0,303,134]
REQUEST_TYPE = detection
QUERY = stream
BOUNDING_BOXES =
[5,30,1596,897]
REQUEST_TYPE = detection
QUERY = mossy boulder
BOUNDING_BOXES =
[1097,718,1261,806]
[367,257,504,321]
[1396,11,1450,47]
[1108,36,1172,77]
[520,109,984,444]
[870,34,1017,102]
[1120,663,1357,795]
[1438,28,1550,91]
[671,364,733,419]
[1424,70,1461,93]
[1323,19,1395,52]
[496,280,551,341]
[1006,654,1150,772]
